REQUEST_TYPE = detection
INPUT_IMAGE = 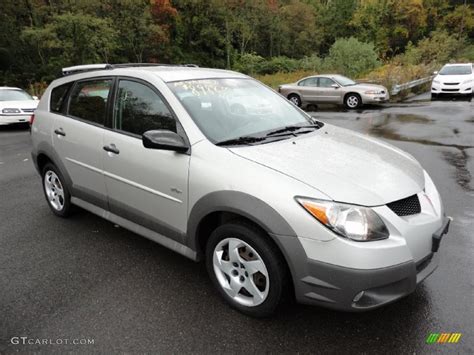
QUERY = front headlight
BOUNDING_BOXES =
[2,108,21,114]
[463,79,473,84]
[296,197,389,241]
[433,80,440,84]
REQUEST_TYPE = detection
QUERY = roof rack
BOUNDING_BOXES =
[61,63,199,76]
[62,64,112,76]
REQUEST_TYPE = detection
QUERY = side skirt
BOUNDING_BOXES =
[71,197,197,261]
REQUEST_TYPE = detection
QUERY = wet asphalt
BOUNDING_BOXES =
[0,96,473,354]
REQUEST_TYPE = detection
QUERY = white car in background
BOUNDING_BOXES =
[0,87,39,125]
[431,63,474,99]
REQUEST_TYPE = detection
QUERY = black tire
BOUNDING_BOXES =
[205,220,290,317]
[41,163,72,217]
[287,94,302,107]
[344,93,362,109]
[431,93,437,101]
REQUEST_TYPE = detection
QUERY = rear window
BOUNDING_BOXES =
[68,79,112,125]
[50,83,72,113]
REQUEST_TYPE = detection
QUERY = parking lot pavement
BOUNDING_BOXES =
[1,98,473,353]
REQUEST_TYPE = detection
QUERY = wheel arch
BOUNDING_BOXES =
[187,191,297,259]
[33,144,73,192]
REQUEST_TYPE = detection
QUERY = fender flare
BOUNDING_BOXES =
[187,190,297,252]
[33,142,73,191]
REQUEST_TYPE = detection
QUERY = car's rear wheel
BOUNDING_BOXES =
[288,94,301,107]
[344,93,362,109]
[42,163,72,217]
[205,221,290,317]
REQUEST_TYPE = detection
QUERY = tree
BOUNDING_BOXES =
[21,12,118,80]
[352,0,428,57]
[325,37,380,77]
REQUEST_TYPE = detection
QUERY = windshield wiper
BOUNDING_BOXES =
[215,135,267,146]
[264,123,322,137]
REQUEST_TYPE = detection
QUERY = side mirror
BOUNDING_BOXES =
[433,71,438,75]
[33,96,39,100]
[142,130,189,153]
[331,84,340,89]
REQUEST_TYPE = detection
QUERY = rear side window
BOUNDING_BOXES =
[50,83,72,113]
[68,79,112,125]
[298,78,317,87]
[114,80,176,136]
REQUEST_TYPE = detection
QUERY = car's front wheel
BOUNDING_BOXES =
[42,163,72,217]
[287,94,302,107]
[344,93,362,109]
[206,221,290,317]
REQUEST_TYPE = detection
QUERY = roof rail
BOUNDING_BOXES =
[62,64,112,76]
[111,63,199,68]
[62,63,199,76]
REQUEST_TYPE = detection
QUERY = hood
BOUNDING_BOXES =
[229,124,425,206]
[435,74,472,83]
[352,83,387,91]
[0,100,38,109]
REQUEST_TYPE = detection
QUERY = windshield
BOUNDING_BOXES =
[0,89,33,101]
[168,78,315,143]
[439,65,472,75]
[333,75,356,86]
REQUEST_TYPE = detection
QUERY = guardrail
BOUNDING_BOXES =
[391,76,434,95]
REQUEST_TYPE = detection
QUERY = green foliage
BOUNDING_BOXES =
[21,12,118,81]
[352,0,428,57]
[0,0,472,88]
[398,30,465,65]
[324,38,380,77]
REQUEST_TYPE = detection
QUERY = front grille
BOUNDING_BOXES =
[21,108,35,113]
[442,88,459,92]
[387,194,421,216]
[444,82,459,85]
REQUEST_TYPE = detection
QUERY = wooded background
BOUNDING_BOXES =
[0,0,472,93]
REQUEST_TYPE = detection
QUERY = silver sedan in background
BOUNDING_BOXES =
[278,74,389,109]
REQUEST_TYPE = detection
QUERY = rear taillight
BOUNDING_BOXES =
[29,114,35,126]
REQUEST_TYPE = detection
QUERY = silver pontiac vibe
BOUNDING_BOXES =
[31,64,450,317]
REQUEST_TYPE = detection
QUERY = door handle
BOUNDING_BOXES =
[103,144,120,155]
[54,128,66,136]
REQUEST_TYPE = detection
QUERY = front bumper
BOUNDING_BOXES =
[273,216,450,311]
[361,93,390,104]
[0,114,31,125]
[431,83,473,96]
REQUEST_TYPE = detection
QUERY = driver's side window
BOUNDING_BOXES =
[318,78,336,88]
[114,80,176,136]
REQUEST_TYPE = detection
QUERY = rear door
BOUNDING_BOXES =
[102,78,190,242]
[297,77,319,103]
[52,78,112,209]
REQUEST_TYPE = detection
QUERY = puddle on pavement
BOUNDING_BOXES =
[441,150,473,192]
[366,113,474,192]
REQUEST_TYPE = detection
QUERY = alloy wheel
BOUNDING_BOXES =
[346,95,359,108]
[213,237,270,307]
[44,170,65,211]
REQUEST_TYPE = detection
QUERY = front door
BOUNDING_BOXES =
[103,79,190,242]
[317,77,341,103]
